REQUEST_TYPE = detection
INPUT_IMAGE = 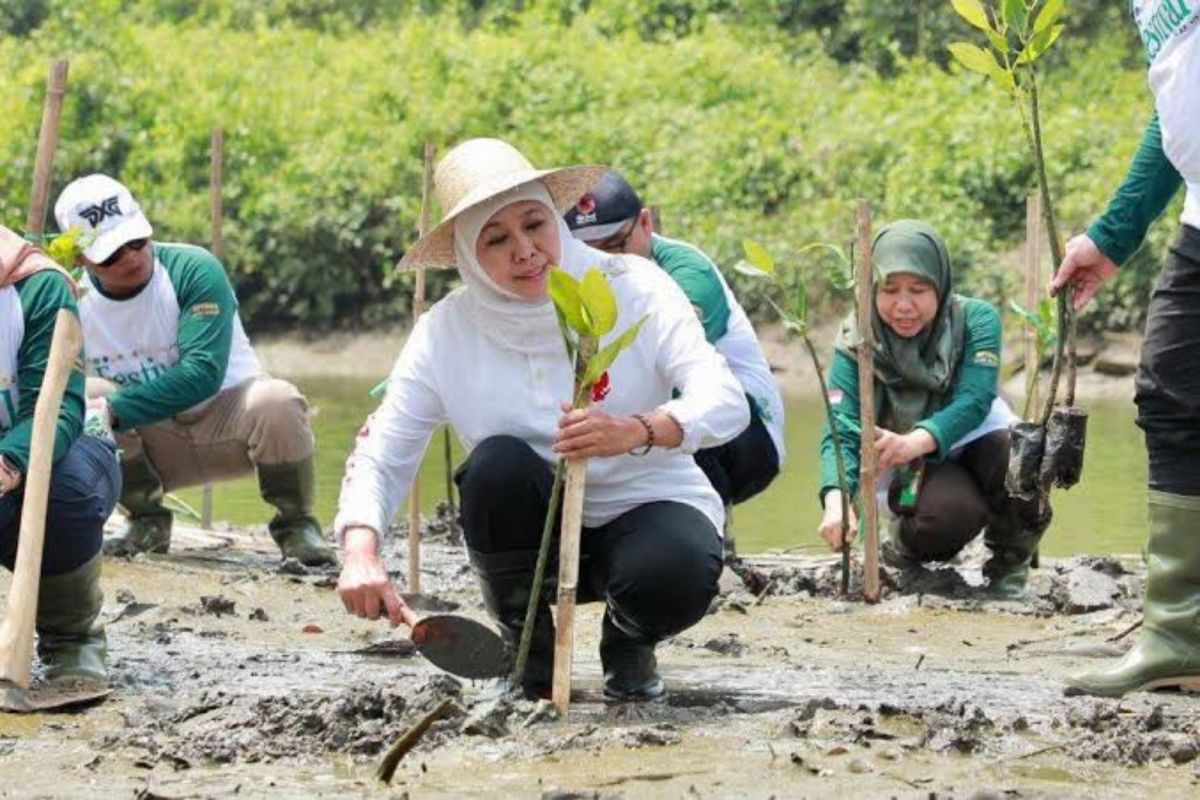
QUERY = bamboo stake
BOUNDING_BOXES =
[1023,193,1042,421]
[854,200,880,603]
[407,142,436,595]
[552,340,596,717]
[201,128,224,529]
[25,60,69,236]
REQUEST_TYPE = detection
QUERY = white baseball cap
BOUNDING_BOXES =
[54,174,153,262]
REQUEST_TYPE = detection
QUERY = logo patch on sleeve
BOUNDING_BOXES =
[828,389,844,405]
[973,350,1000,367]
[189,302,221,316]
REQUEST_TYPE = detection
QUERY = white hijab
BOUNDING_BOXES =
[452,180,611,356]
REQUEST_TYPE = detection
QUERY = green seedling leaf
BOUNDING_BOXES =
[548,267,589,335]
[990,67,1018,93]
[951,0,992,31]
[1008,299,1044,331]
[797,242,855,291]
[734,260,772,280]
[1002,0,1028,36]
[767,296,808,336]
[1016,22,1064,64]
[579,268,618,336]
[368,378,388,398]
[949,42,1007,79]
[1033,0,1064,34]
[741,239,776,275]
[581,315,648,387]
[794,280,809,327]
[555,305,578,363]
[986,28,1011,53]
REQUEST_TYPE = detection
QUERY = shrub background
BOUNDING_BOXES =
[0,0,1175,333]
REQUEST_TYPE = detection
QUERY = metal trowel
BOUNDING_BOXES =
[396,605,507,680]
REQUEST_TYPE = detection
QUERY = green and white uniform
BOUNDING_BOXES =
[0,272,84,470]
[79,243,261,430]
[650,234,786,464]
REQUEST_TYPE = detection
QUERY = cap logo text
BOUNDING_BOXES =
[79,196,122,227]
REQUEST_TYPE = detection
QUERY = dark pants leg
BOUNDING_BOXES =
[1135,226,1200,496]
[456,435,721,636]
[694,398,780,506]
[0,436,122,576]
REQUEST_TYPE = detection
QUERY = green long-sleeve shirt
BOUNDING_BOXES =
[1087,113,1183,266]
[818,296,1002,501]
[0,272,85,473]
[81,243,261,431]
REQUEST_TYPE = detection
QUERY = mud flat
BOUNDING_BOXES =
[1,515,1198,799]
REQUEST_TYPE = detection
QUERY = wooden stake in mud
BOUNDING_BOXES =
[25,59,69,236]
[201,127,225,530]
[854,200,881,603]
[0,311,84,690]
[407,142,436,595]
[1023,193,1042,420]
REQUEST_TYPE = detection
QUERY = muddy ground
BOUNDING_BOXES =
[2,509,1198,799]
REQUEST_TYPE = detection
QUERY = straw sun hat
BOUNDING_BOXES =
[397,138,606,271]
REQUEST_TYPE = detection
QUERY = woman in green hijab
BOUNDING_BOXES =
[816,220,1050,597]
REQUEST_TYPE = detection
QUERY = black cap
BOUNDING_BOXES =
[563,170,643,241]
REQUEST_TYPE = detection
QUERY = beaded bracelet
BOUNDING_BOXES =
[629,413,654,456]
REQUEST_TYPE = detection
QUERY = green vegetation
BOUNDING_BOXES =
[0,1,1170,333]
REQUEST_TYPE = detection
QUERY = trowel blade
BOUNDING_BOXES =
[410,614,507,680]
[0,678,111,713]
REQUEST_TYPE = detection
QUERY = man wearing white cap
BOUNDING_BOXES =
[54,174,335,566]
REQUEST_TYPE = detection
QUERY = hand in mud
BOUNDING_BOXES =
[874,427,936,471]
[818,490,857,552]
[554,403,649,459]
[1048,233,1118,312]
[338,526,408,627]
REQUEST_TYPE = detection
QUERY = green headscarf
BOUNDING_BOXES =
[835,219,966,434]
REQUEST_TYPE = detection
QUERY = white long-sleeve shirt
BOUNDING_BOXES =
[334,254,750,545]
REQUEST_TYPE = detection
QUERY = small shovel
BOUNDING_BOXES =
[395,604,507,680]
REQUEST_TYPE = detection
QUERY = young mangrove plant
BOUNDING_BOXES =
[738,239,858,595]
[948,0,1087,498]
[1008,296,1058,420]
[509,265,646,689]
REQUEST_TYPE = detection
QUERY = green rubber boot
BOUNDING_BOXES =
[983,499,1051,600]
[1065,491,1200,697]
[105,453,172,556]
[258,457,337,566]
[36,553,107,684]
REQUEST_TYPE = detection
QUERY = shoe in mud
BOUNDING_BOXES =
[104,513,172,556]
[600,611,665,704]
[271,516,337,567]
[985,564,1031,601]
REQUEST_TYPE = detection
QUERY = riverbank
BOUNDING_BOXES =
[2,517,1197,799]
[255,323,1140,403]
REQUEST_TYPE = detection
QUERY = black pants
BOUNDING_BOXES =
[897,430,1045,562]
[1136,225,1200,496]
[0,436,121,575]
[456,435,723,641]
[695,396,780,506]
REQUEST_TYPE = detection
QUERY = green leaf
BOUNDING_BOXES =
[796,242,855,291]
[951,0,992,31]
[767,297,807,336]
[1032,0,1064,34]
[990,67,1017,93]
[579,268,618,336]
[733,260,772,280]
[986,28,1010,53]
[555,305,578,363]
[794,280,809,326]
[581,315,648,387]
[948,42,1006,79]
[1002,0,1028,36]
[741,238,776,275]
[548,267,589,335]
[1017,22,1064,64]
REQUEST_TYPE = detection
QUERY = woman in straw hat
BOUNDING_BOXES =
[334,138,749,701]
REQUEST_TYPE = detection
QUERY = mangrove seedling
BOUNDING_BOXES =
[1008,296,1058,420]
[738,238,858,595]
[509,265,646,690]
[948,0,1087,494]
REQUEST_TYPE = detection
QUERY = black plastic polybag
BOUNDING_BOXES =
[1006,421,1045,501]
[1040,406,1088,490]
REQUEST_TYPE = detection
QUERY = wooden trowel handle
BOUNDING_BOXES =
[0,310,84,689]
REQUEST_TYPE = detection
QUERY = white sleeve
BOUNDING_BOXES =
[333,316,446,550]
[650,277,750,454]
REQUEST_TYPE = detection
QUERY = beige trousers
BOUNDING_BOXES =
[87,376,315,491]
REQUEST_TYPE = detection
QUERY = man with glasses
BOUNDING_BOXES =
[565,171,785,560]
[54,175,335,566]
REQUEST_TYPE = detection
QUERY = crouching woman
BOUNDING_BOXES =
[0,226,121,685]
[816,220,1050,597]
[334,139,749,701]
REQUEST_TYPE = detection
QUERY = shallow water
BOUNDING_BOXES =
[178,377,1148,557]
